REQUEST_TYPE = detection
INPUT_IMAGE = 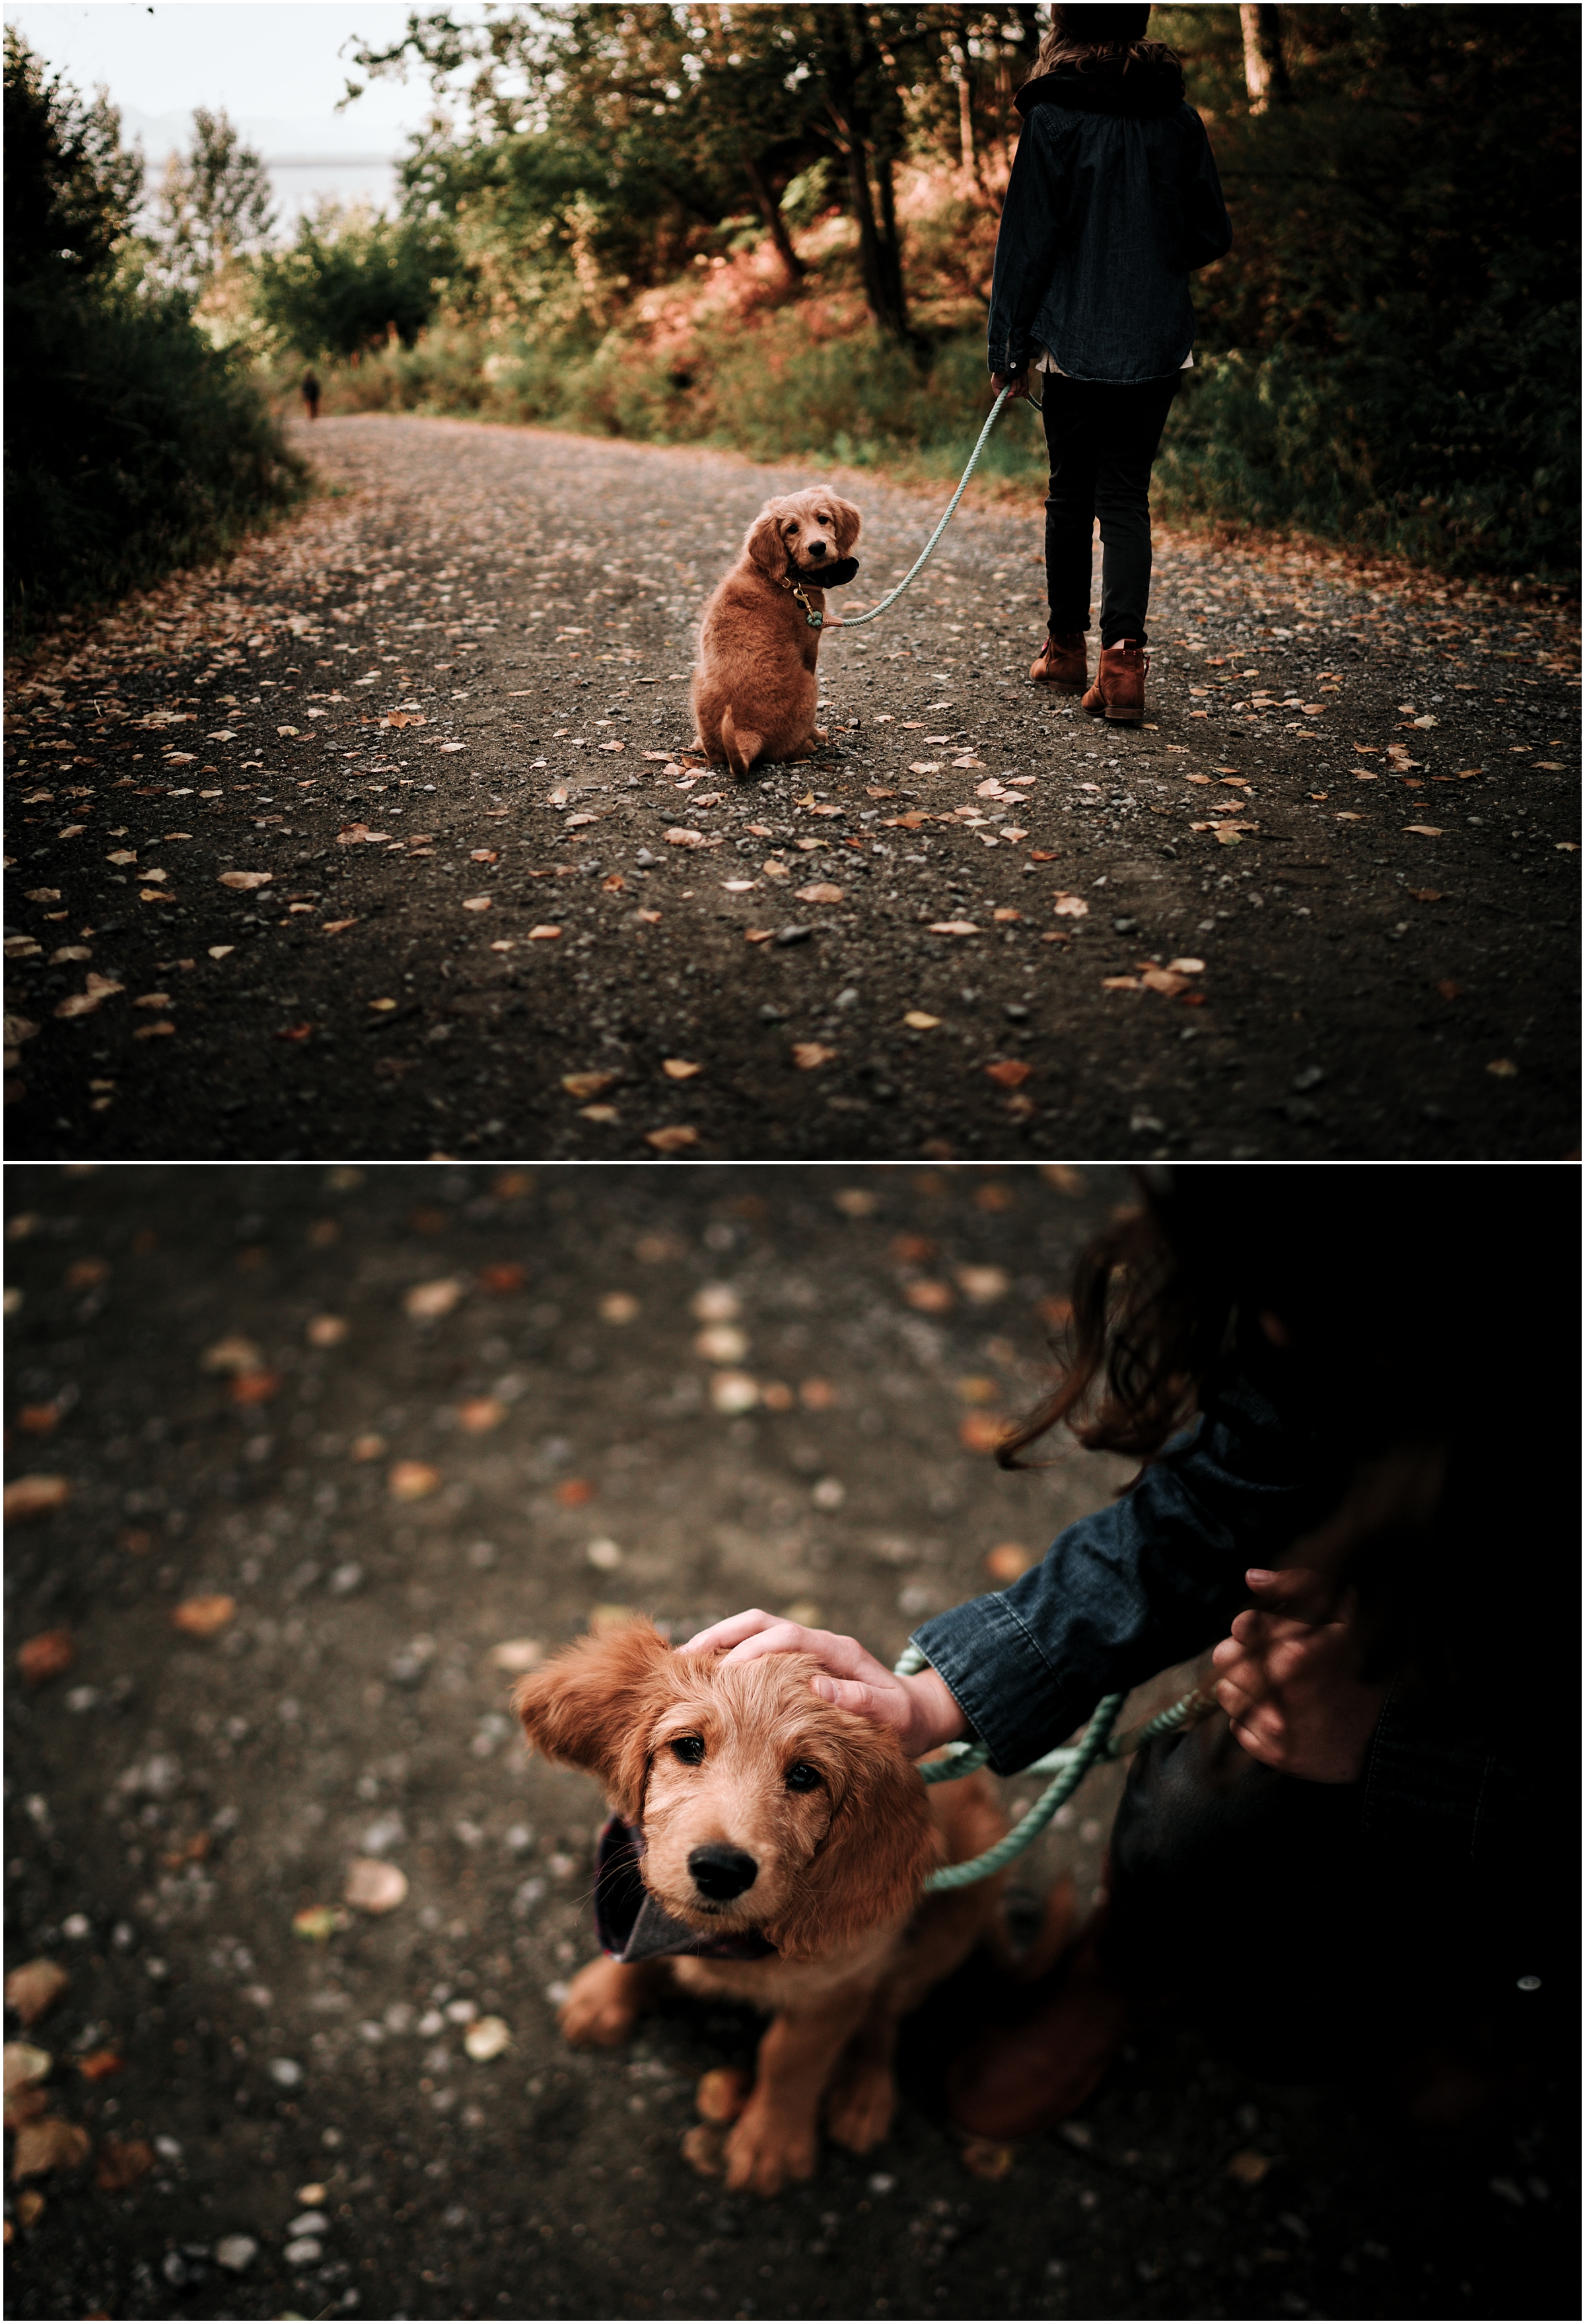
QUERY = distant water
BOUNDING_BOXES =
[262,157,401,226]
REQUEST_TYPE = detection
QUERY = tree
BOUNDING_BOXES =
[3,23,143,290]
[153,105,276,292]
[254,203,457,361]
[1238,5,1292,113]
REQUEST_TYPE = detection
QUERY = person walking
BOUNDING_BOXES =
[684,1166,1566,2134]
[301,367,322,421]
[987,4,1232,724]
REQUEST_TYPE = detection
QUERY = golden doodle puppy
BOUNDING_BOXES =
[514,1617,1007,2196]
[691,487,863,777]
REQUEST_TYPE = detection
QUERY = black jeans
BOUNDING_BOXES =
[1040,370,1180,648]
[1103,1711,1549,2086]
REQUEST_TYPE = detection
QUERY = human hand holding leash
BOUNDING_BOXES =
[679,1609,968,1761]
[991,367,1032,402]
[1211,1567,1391,1784]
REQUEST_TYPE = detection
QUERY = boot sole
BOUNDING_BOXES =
[1082,702,1145,724]
[1030,676,1085,693]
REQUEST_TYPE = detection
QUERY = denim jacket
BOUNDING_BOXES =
[911,1354,1533,1876]
[986,61,1232,386]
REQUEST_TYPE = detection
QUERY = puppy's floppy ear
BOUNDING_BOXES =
[830,496,862,555]
[511,1619,672,1820]
[772,1714,937,1961]
[745,501,787,579]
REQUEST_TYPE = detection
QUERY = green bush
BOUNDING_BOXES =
[4,30,303,639]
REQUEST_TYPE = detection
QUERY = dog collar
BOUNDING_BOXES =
[780,577,824,631]
[594,1813,779,1965]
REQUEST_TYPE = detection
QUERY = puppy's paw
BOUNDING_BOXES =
[722,2099,820,2197]
[558,1957,643,2049]
[826,2061,896,2154]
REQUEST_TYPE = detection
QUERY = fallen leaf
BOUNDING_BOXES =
[794,882,845,904]
[208,944,234,959]
[992,907,1022,923]
[172,1594,236,1637]
[4,1476,70,1523]
[291,1905,349,1943]
[909,761,943,775]
[307,1315,349,1348]
[645,1126,699,1154]
[1435,980,1463,1001]
[388,1460,441,1502]
[457,1397,507,1434]
[217,870,272,890]
[1227,2149,1277,2186]
[958,1412,1006,1454]
[464,2014,512,2061]
[3,2047,52,2101]
[344,1858,408,1914]
[75,2051,125,2083]
[983,1060,1032,1090]
[929,920,979,936]
[554,1478,595,1506]
[903,1010,940,1030]
[1051,893,1089,918]
[664,828,709,849]
[92,2136,153,2193]
[960,2138,1016,2181]
[792,1042,835,1069]
[1139,968,1191,997]
[404,1277,465,1321]
[904,1279,954,1314]
[985,1542,1038,1584]
[336,824,390,847]
[322,918,358,935]
[1402,825,1444,837]
[528,925,562,941]
[17,1631,75,1685]
[12,2117,90,2181]
[489,1638,544,1673]
[563,1072,619,1100]
[201,1333,263,1375]
[1028,849,1059,862]
[662,1059,703,1080]
[4,1961,68,2028]
[1486,1058,1519,1079]
[1167,956,1206,975]
[350,1432,387,1463]
[695,2066,752,2124]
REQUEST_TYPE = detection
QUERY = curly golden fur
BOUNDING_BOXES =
[513,1618,1008,2195]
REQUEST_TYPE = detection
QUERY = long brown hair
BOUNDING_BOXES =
[1031,5,1184,91]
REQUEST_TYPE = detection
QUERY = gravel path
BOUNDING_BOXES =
[3,1162,1568,2320]
[6,415,1578,1160]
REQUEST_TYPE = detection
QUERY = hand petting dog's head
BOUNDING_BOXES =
[744,489,862,586]
[513,1619,936,1961]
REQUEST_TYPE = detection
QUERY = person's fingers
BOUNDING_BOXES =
[1228,1711,1288,1771]
[1210,1633,1242,1670]
[808,1675,900,1727]
[1246,1566,1327,1615]
[720,1624,881,1685]
[678,1608,777,1654]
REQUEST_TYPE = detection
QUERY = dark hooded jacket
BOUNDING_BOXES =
[986,52,1232,385]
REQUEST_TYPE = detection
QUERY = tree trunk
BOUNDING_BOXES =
[952,48,977,178]
[740,150,805,283]
[872,149,907,338]
[1240,5,1292,112]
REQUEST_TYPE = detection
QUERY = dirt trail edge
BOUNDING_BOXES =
[6,414,1578,1161]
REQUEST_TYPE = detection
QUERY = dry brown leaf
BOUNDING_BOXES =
[350,1432,387,1462]
[4,1475,70,1524]
[92,2136,153,2193]
[404,1277,465,1321]
[645,1126,699,1154]
[1486,1058,1519,1079]
[1226,2148,1277,2186]
[1051,893,1089,918]
[172,1594,236,1638]
[74,2050,125,2082]
[227,1370,279,1404]
[960,2138,1016,2181]
[12,2117,89,2181]
[554,1477,595,1505]
[306,1315,349,1348]
[3,2045,52,2097]
[456,1397,507,1434]
[201,1333,263,1375]
[388,1460,441,1502]
[479,1262,528,1292]
[4,1960,68,2028]
[343,1858,408,1913]
[217,870,272,890]
[791,1043,834,1070]
[985,1543,1038,1584]
[928,919,979,936]
[662,1058,703,1080]
[958,1413,1006,1454]
[794,883,845,905]
[903,1279,954,1314]
[528,925,562,941]
[562,1071,619,1101]
[17,1631,75,1685]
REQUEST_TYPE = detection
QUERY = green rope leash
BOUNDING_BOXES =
[893,1640,1211,1893]
[837,383,1026,631]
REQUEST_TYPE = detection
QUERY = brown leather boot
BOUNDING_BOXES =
[1082,638,1148,724]
[944,1910,1134,2139]
[1028,633,1087,691]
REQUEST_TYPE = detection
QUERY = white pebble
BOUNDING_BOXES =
[215,2236,258,2272]
[867,2172,896,2195]
[284,2236,324,2265]
[268,2058,303,2087]
[61,1913,90,1940]
[289,2210,328,2236]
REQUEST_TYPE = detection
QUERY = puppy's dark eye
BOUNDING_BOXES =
[669,1735,705,1766]
[784,1761,822,1793]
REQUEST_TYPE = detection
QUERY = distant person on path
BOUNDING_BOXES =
[686,1167,1565,2134]
[987,4,1232,724]
[301,367,322,421]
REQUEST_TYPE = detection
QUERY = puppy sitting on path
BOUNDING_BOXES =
[514,1616,1010,2195]
[692,488,862,777]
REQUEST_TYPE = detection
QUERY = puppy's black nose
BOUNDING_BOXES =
[687,1844,758,1901]
[808,539,828,557]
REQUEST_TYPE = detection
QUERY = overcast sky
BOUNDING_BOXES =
[5,1,489,150]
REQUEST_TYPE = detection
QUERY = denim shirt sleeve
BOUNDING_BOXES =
[911,1365,1350,1775]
